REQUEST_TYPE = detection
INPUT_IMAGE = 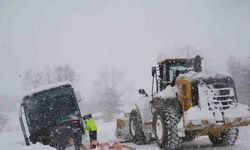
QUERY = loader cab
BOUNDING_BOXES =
[151,55,202,92]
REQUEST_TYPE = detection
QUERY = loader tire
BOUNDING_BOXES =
[129,109,147,145]
[209,127,239,146]
[153,108,182,150]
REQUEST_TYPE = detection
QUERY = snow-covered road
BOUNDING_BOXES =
[0,119,249,150]
[97,120,250,150]
[0,131,56,150]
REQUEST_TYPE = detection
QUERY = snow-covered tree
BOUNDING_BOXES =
[53,64,77,83]
[227,56,250,106]
[22,64,79,90]
[0,111,8,132]
[89,67,130,122]
[98,86,122,122]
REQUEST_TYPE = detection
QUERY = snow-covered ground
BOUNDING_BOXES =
[0,117,250,150]
[0,131,56,150]
[96,120,250,150]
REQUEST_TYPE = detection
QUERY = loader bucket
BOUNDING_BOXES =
[116,114,131,142]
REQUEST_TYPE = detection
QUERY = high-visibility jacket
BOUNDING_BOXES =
[84,118,97,132]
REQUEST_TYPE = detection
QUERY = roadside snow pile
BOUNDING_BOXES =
[0,131,56,150]
[95,119,117,142]
[156,46,202,63]
[0,143,57,150]
[155,86,177,98]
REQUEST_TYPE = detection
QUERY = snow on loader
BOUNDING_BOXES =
[19,82,85,150]
[116,52,250,150]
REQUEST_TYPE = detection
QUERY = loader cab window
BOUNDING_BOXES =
[160,64,187,82]
[159,62,187,91]
[169,69,174,82]
[169,65,187,81]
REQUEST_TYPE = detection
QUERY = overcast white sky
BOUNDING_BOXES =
[0,0,250,97]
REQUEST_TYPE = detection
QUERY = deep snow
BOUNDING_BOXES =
[1,117,250,150]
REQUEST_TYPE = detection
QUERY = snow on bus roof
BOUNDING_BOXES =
[156,46,202,63]
[22,81,72,98]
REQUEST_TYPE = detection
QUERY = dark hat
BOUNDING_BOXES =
[83,113,92,120]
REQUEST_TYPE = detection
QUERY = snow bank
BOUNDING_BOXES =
[95,119,117,142]
[0,131,56,150]
[0,143,56,150]
[157,46,202,63]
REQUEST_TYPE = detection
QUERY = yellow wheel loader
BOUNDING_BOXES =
[116,54,250,150]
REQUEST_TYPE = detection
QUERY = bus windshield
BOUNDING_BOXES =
[23,86,79,131]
